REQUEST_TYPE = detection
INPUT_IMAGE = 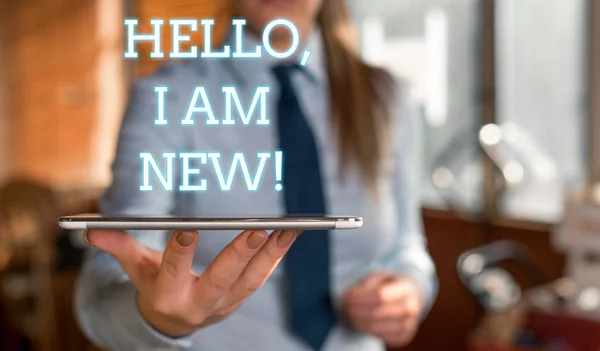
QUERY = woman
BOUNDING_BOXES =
[76,0,437,350]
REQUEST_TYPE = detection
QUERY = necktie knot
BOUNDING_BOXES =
[272,63,302,86]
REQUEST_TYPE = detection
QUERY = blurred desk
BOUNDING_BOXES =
[469,281,600,351]
[397,209,565,351]
[526,282,600,350]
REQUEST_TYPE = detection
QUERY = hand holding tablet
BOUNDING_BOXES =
[69,214,362,337]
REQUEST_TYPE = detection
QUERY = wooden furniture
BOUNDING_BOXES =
[0,180,101,351]
[0,179,59,351]
[1,0,125,191]
[134,0,232,76]
[399,210,565,351]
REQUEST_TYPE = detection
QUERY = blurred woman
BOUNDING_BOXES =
[75,0,437,350]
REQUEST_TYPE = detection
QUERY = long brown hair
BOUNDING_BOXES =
[318,0,396,188]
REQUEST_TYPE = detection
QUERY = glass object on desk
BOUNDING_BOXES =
[430,121,560,221]
[430,124,484,217]
[479,123,561,222]
[495,0,588,223]
[348,0,481,210]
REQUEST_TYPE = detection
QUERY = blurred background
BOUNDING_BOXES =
[0,0,600,350]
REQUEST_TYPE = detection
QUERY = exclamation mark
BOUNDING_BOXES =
[275,151,283,191]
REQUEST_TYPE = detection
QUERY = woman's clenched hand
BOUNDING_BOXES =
[343,273,424,348]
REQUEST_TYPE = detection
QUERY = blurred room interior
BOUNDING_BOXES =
[1,0,600,350]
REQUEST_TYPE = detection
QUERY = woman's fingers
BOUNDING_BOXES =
[347,299,409,324]
[194,230,269,308]
[85,229,134,258]
[347,278,416,306]
[155,231,199,296]
[220,230,298,308]
[347,273,394,298]
[88,228,299,333]
[84,229,155,282]
[371,317,418,347]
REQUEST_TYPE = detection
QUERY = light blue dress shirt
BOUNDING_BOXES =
[75,27,438,351]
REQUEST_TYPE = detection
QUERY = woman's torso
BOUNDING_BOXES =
[132,31,400,351]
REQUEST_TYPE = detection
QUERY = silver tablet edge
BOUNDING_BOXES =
[58,218,363,231]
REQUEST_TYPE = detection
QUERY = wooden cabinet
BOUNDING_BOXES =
[1,0,231,191]
[2,0,124,191]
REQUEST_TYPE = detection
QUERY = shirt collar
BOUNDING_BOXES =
[219,24,327,86]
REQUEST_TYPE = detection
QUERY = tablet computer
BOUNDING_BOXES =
[57,214,363,231]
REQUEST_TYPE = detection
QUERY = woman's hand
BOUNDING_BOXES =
[84,229,298,338]
[343,272,424,348]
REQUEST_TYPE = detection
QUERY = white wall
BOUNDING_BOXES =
[496,0,587,184]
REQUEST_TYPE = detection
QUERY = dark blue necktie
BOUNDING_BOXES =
[273,64,335,350]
